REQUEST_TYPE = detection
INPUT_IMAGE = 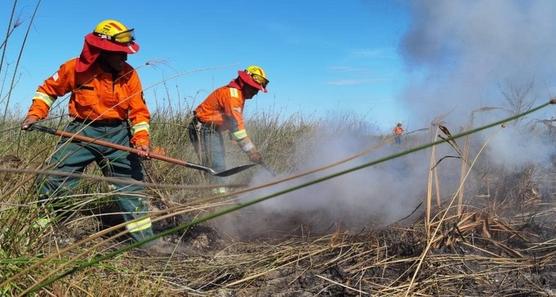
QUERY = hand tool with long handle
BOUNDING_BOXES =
[30,124,255,177]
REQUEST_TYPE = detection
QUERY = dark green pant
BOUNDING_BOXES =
[187,118,226,184]
[37,120,153,242]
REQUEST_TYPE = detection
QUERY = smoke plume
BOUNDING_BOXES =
[400,0,556,127]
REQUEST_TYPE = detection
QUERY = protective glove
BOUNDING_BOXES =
[132,143,151,159]
[21,116,39,130]
[247,149,263,164]
[133,144,151,159]
[131,130,150,158]
[134,143,151,159]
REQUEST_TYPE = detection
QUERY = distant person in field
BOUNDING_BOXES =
[20,19,156,245]
[393,122,404,145]
[188,65,269,193]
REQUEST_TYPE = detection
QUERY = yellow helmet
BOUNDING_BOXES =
[93,19,134,44]
[239,65,269,92]
[85,19,139,53]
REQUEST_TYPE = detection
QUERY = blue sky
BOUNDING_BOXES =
[2,0,410,131]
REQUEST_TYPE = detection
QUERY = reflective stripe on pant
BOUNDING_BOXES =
[37,120,153,242]
[126,216,152,233]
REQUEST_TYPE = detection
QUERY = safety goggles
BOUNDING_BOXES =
[251,73,269,88]
[94,29,135,44]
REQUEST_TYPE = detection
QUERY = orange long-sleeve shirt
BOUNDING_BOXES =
[26,58,150,146]
[194,86,248,140]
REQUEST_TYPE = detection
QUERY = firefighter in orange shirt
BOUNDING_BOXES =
[21,20,154,243]
[393,122,404,145]
[188,65,269,193]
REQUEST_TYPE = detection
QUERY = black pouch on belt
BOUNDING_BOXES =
[187,113,205,162]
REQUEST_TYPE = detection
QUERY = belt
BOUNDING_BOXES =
[73,118,126,127]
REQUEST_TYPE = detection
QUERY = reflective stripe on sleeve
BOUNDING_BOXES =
[231,129,248,140]
[33,92,55,107]
[131,121,150,134]
[126,217,152,233]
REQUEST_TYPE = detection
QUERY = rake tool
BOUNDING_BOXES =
[30,124,256,177]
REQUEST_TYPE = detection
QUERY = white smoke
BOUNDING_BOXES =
[400,0,556,174]
[487,123,554,169]
[212,124,462,240]
[401,0,556,127]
